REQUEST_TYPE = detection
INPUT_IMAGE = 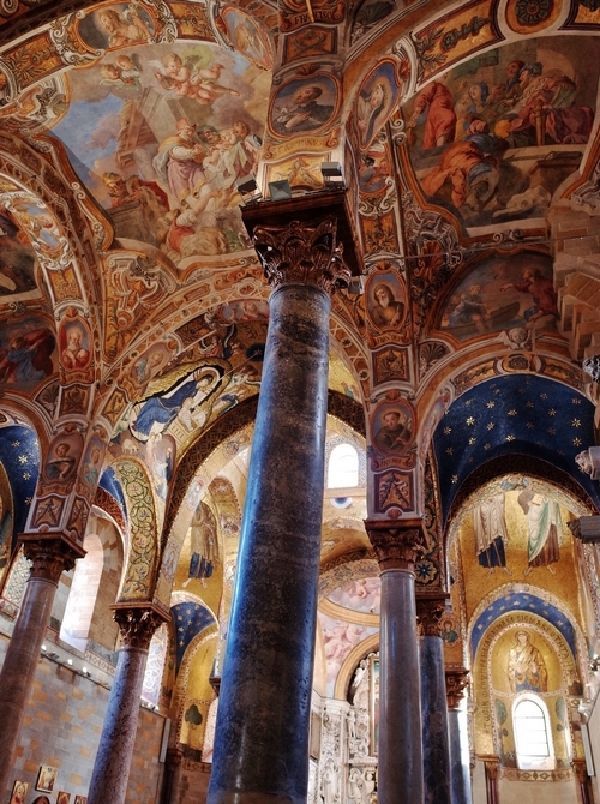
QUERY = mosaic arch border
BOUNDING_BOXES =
[445,454,598,531]
[114,456,159,601]
[473,610,578,759]
[467,581,589,687]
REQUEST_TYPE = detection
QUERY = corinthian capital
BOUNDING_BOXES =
[416,592,449,636]
[252,218,350,294]
[445,667,469,710]
[113,603,169,651]
[365,517,427,571]
[20,533,83,583]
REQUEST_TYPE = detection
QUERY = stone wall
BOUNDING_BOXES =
[0,631,166,803]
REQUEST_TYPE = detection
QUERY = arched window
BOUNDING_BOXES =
[513,695,554,770]
[328,443,359,488]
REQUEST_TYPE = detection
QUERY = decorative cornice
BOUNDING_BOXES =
[445,668,469,710]
[112,603,169,651]
[20,533,84,583]
[365,517,427,571]
[252,218,351,295]
[416,592,450,636]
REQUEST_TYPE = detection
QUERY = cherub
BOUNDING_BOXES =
[100,54,141,87]
[154,53,239,102]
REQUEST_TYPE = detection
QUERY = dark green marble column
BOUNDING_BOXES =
[418,595,451,804]
[208,217,349,803]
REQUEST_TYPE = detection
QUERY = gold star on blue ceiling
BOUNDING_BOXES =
[433,375,600,520]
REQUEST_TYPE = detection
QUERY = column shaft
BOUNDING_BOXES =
[380,568,423,804]
[0,541,76,793]
[88,646,148,804]
[88,605,165,804]
[448,709,471,804]
[420,635,451,804]
[208,283,331,804]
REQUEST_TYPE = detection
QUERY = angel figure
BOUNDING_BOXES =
[154,53,239,102]
[100,54,141,88]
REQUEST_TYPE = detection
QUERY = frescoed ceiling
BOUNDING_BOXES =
[403,35,598,231]
[0,4,600,718]
[433,374,600,519]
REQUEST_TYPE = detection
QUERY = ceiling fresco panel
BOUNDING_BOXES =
[40,40,269,270]
[404,36,599,232]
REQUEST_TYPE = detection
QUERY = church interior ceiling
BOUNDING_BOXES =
[0,0,600,789]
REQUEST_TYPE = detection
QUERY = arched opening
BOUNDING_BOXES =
[60,532,103,652]
[328,443,359,489]
[513,694,554,770]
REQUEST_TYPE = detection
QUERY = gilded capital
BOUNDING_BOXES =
[20,535,83,584]
[445,668,469,710]
[416,593,449,636]
[365,518,427,571]
[113,604,168,651]
[253,218,351,295]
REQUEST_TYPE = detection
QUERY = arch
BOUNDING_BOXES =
[156,392,366,604]
[468,582,587,681]
[471,609,579,759]
[59,530,103,651]
[334,633,379,700]
[114,457,159,601]
[447,456,597,536]
[430,374,600,522]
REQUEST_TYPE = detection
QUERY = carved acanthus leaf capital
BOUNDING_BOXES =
[253,218,350,295]
[416,593,450,636]
[365,518,427,571]
[20,534,83,583]
[445,668,469,710]
[113,603,169,650]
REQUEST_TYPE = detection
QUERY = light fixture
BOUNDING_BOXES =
[268,180,292,201]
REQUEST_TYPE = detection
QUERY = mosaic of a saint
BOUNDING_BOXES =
[507,631,547,692]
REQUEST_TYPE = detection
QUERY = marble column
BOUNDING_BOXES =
[88,604,166,804]
[366,518,427,804]
[0,537,79,793]
[418,595,451,804]
[445,668,471,804]
[207,216,350,804]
